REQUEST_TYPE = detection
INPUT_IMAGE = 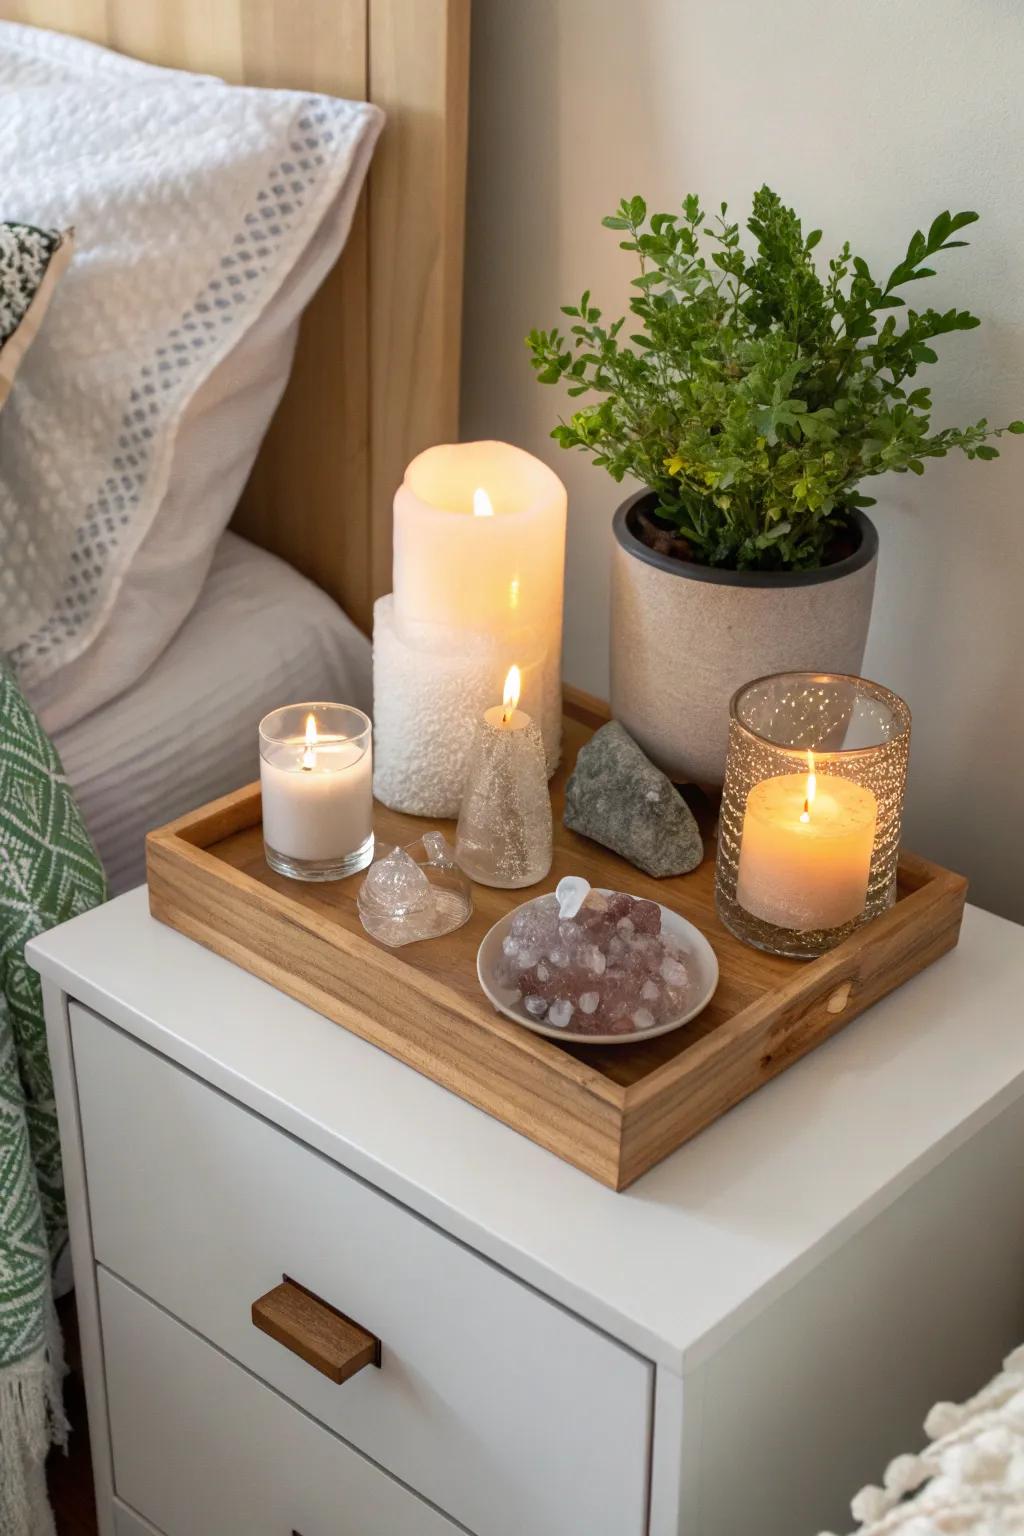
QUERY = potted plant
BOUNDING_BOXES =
[528,188,1022,783]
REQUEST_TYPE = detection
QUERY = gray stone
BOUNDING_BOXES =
[563,721,703,878]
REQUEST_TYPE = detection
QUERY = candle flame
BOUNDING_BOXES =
[302,712,318,770]
[472,486,494,518]
[509,575,520,610]
[502,664,521,723]
[800,749,817,823]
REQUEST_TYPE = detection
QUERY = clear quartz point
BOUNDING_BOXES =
[422,830,456,867]
[358,834,472,948]
[555,875,590,919]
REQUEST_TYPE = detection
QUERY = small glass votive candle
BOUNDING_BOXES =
[259,703,374,881]
[715,672,911,958]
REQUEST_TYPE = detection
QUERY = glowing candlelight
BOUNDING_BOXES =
[501,664,521,725]
[799,750,816,823]
[301,712,318,771]
[736,754,878,932]
[472,486,495,517]
[485,663,530,733]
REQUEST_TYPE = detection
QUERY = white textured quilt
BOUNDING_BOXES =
[0,22,380,680]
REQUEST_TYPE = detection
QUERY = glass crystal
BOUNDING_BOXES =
[455,715,553,888]
[422,830,456,866]
[358,833,472,947]
[490,889,692,1036]
[361,847,430,916]
[715,672,911,959]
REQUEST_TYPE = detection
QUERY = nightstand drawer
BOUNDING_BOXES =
[100,1268,458,1536]
[73,1006,652,1536]
[113,1504,163,1536]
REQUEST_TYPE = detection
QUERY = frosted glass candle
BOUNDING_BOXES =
[259,703,373,881]
[455,668,553,889]
[736,771,877,930]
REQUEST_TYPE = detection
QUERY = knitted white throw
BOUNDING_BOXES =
[0,21,380,679]
[822,1344,1024,1536]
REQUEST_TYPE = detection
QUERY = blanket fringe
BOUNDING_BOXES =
[0,1296,67,1536]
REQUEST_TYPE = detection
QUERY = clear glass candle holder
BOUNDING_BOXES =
[259,702,374,881]
[715,673,911,958]
[455,705,553,888]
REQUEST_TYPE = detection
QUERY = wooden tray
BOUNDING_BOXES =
[146,701,967,1190]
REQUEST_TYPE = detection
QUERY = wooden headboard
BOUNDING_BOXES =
[1,0,469,634]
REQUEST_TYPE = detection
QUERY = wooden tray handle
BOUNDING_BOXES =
[252,1275,381,1384]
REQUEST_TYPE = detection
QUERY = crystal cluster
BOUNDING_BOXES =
[357,833,472,948]
[494,878,691,1036]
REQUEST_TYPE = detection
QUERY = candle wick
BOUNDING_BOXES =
[800,800,810,824]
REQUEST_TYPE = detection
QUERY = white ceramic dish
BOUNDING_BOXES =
[477,888,719,1046]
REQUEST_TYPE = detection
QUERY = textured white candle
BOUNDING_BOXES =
[261,736,372,863]
[392,440,566,649]
[372,596,562,817]
[374,440,567,816]
[736,770,877,931]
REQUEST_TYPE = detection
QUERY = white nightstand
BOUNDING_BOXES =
[29,889,1024,1536]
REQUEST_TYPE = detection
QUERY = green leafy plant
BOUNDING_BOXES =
[527,188,1023,570]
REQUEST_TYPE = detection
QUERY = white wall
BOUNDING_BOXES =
[461,0,1024,923]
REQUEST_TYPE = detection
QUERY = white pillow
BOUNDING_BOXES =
[0,22,383,732]
[28,197,353,735]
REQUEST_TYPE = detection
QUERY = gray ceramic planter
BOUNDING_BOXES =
[610,491,879,785]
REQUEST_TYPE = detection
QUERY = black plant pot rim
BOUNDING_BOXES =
[612,489,878,588]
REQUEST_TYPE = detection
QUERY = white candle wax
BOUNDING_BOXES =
[736,771,877,931]
[261,737,373,864]
[392,440,566,646]
[483,704,531,732]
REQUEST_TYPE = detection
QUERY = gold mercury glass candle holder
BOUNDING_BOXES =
[715,672,911,959]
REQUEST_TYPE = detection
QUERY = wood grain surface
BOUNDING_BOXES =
[147,708,967,1189]
[252,1277,380,1384]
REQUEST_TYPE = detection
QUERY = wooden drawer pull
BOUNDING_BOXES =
[252,1276,381,1384]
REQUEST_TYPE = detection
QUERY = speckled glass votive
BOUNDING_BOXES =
[715,673,911,958]
[455,705,553,889]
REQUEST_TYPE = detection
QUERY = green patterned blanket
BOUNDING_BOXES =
[0,662,105,1535]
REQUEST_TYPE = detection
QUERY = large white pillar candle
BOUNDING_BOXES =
[736,759,877,931]
[392,440,566,647]
[374,440,567,817]
[259,704,373,881]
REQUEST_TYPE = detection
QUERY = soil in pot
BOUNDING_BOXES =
[631,498,861,572]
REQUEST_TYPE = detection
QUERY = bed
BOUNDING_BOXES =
[55,534,372,893]
[0,0,469,892]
